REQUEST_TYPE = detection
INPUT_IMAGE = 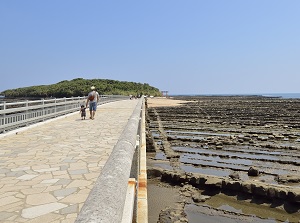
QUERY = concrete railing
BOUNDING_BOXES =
[0,95,129,133]
[75,97,148,223]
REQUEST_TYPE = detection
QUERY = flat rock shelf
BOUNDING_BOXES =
[146,96,300,223]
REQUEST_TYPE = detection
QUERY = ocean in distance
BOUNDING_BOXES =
[1,93,300,101]
[172,93,300,99]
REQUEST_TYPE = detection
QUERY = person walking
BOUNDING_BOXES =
[86,86,100,120]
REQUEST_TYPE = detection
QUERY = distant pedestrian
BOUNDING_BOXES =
[79,105,86,120]
[86,86,100,120]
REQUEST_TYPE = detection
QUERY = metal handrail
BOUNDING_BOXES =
[0,95,129,133]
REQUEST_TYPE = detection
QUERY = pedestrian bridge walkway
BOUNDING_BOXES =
[0,98,147,223]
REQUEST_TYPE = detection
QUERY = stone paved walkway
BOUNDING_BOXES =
[0,99,139,223]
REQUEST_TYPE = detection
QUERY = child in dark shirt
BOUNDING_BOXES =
[80,105,86,120]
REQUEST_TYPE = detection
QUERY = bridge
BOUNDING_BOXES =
[0,96,148,223]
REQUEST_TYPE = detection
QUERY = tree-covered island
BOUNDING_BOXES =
[1,78,162,98]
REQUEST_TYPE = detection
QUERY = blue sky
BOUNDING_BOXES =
[1,1,299,95]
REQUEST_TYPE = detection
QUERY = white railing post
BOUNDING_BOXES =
[42,98,45,121]
[64,97,67,113]
[3,102,6,132]
[55,98,57,116]
[25,100,29,124]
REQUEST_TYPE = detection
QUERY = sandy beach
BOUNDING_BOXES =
[146,97,191,108]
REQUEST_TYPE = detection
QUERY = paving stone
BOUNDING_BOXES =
[60,165,69,171]
[26,193,57,205]
[0,196,21,207]
[21,202,67,219]
[69,169,88,175]
[35,167,60,173]
[11,167,31,172]
[41,179,60,184]
[59,192,89,204]
[66,180,92,188]
[21,187,46,195]
[69,162,87,168]
[3,201,25,212]
[61,217,77,223]
[0,185,28,193]
[77,188,90,194]
[55,179,72,186]
[70,175,85,180]
[16,193,25,199]
[60,204,78,214]
[5,215,18,222]
[0,212,15,221]
[6,171,26,177]
[62,158,76,163]
[44,185,63,192]
[17,174,38,180]
[32,165,50,171]
[0,168,10,174]
[0,191,18,198]
[1,178,19,185]
[32,174,53,181]
[84,172,100,180]
[53,188,77,197]
[16,180,41,186]
[25,213,63,223]
[52,170,68,176]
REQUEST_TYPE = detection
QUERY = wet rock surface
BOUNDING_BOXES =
[146,96,300,222]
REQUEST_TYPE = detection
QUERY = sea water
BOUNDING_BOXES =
[172,93,300,99]
[261,93,300,99]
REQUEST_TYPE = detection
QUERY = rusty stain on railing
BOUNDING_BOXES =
[122,178,137,223]
[137,100,148,223]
